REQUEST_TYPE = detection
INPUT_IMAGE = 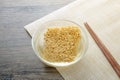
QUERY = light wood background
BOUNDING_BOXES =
[0,0,74,79]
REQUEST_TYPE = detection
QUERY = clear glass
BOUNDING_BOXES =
[32,20,88,67]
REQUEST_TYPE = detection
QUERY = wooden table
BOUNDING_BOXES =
[0,0,73,79]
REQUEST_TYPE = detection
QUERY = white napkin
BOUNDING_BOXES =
[24,0,120,80]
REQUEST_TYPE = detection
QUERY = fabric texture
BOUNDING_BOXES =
[24,0,120,80]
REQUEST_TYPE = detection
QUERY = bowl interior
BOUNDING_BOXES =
[32,20,88,67]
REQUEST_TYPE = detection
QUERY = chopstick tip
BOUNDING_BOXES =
[84,22,88,25]
[84,22,89,27]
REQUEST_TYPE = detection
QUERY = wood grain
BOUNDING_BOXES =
[0,0,73,80]
[84,22,120,78]
[24,0,120,65]
[24,0,120,80]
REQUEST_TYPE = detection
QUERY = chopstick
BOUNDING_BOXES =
[84,22,120,78]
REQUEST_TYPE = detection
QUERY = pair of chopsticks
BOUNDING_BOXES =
[84,22,120,78]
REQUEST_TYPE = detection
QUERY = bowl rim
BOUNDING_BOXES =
[31,19,89,67]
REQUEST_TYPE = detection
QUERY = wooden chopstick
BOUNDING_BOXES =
[84,22,120,78]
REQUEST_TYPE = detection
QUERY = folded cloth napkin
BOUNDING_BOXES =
[24,0,120,80]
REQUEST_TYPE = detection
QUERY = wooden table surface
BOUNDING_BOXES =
[0,0,73,79]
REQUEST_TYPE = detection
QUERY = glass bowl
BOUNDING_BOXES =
[32,20,88,67]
